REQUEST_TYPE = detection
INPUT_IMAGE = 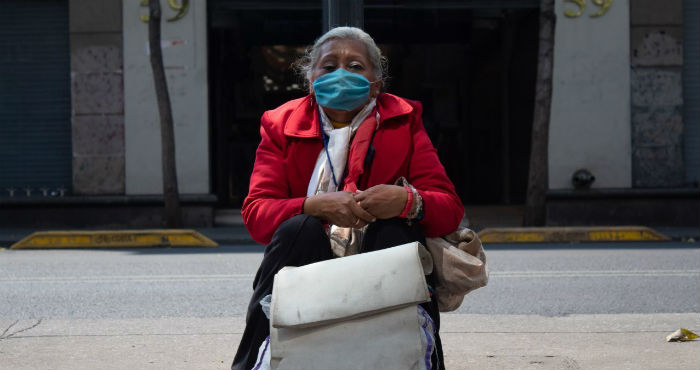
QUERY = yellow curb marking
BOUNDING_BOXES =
[486,232,546,243]
[10,230,218,249]
[479,226,669,243]
[588,230,662,241]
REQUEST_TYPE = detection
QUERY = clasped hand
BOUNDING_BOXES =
[303,184,408,228]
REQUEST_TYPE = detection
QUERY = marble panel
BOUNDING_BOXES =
[630,0,682,26]
[72,72,124,115]
[632,106,683,147]
[632,145,684,187]
[72,44,123,73]
[73,155,125,195]
[72,114,125,156]
[631,69,683,107]
[631,28,683,67]
[69,0,122,33]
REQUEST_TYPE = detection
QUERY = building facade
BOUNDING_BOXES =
[0,0,697,227]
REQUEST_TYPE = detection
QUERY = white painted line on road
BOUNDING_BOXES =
[491,270,700,278]
[0,270,697,284]
[0,274,255,284]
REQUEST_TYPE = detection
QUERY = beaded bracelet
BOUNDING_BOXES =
[407,185,423,220]
[398,186,413,218]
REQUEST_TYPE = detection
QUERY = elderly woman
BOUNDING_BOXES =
[232,27,463,370]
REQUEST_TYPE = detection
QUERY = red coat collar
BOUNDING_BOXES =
[283,93,414,138]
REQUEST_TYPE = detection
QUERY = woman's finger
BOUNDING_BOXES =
[354,189,380,210]
[337,191,373,222]
[349,200,376,222]
[353,191,367,202]
[353,218,367,229]
[335,215,365,229]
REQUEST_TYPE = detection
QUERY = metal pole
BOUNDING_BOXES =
[322,0,364,32]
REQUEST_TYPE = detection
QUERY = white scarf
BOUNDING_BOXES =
[306,99,377,196]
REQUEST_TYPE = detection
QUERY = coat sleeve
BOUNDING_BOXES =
[406,106,465,237]
[241,111,306,245]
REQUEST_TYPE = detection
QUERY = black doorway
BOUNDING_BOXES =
[208,2,538,207]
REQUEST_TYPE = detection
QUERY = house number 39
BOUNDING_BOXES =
[564,0,614,18]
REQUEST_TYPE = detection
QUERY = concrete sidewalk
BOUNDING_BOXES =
[1,313,697,370]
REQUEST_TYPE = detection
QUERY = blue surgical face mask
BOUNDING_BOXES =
[312,68,373,111]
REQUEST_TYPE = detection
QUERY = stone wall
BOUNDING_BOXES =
[69,0,125,194]
[630,0,685,187]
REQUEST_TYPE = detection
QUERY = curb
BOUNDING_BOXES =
[9,230,218,249]
[478,226,670,243]
[1,226,694,249]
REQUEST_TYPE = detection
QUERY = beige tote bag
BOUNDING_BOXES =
[426,227,488,312]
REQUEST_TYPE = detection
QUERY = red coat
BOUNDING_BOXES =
[242,93,464,245]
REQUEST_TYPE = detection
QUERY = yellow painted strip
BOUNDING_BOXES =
[10,230,218,249]
[480,232,546,243]
[588,230,662,241]
[478,226,669,243]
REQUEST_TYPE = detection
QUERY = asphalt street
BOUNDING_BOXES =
[1,241,698,370]
[0,241,698,319]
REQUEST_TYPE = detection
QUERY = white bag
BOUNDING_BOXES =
[268,242,432,370]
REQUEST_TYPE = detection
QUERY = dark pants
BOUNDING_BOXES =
[231,215,445,370]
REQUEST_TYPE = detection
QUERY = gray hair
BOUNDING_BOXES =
[295,27,388,91]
